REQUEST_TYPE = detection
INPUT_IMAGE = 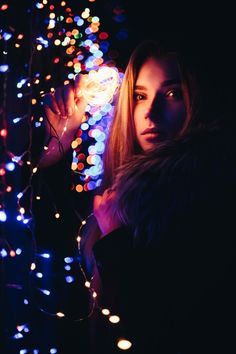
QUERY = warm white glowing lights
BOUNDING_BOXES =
[109,315,120,323]
[79,66,120,106]
[101,308,110,315]
[30,263,36,270]
[56,312,65,318]
[117,338,132,350]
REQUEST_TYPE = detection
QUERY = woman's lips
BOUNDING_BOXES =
[141,129,161,140]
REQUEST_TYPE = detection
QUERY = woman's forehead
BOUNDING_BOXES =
[136,56,181,84]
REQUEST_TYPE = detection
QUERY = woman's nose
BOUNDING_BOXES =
[145,104,156,121]
[145,97,161,121]
[144,109,151,119]
[144,101,154,119]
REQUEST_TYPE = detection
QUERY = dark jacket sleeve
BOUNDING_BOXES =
[93,228,133,271]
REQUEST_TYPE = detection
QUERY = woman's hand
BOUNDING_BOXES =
[93,189,122,236]
[40,74,87,167]
[43,73,87,138]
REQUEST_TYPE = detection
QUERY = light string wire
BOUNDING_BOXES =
[28,212,96,322]
[29,210,126,327]
[0,28,9,245]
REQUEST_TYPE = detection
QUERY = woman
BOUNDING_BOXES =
[91,40,236,353]
[42,36,236,353]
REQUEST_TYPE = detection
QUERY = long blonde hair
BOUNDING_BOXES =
[101,55,137,188]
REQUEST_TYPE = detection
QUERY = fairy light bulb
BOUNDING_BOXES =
[30,263,36,270]
[101,308,110,316]
[0,210,7,222]
[56,312,65,318]
[85,281,91,288]
[9,250,16,257]
[117,338,132,351]
[79,66,120,106]
[109,315,120,323]
[19,207,25,214]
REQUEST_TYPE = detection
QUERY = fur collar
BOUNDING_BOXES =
[113,127,236,245]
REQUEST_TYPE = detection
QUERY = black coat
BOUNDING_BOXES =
[92,127,236,354]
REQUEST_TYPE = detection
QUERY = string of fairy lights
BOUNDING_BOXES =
[1,0,132,352]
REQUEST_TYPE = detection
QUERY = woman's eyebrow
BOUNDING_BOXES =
[134,79,181,91]
[162,79,181,86]
[134,85,147,90]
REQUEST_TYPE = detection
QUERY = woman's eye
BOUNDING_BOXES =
[165,89,183,99]
[134,93,145,101]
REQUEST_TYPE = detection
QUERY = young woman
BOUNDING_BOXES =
[42,36,236,353]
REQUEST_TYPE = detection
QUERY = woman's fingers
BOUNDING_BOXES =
[93,189,116,221]
[43,74,87,119]
[54,86,68,118]
[43,92,60,115]
[63,83,76,117]
[93,189,121,235]
[42,74,88,139]
[74,73,85,94]
[74,74,88,104]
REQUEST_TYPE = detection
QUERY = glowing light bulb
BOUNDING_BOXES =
[79,66,120,106]
[19,207,25,214]
[101,308,110,316]
[0,210,7,222]
[31,263,36,270]
[109,315,120,323]
[117,338,132,350]
[56,312,65,318]
[9,250,16,257]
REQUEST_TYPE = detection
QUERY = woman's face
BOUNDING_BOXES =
[133,56,188,151]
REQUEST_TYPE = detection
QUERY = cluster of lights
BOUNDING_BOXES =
[25,0,125,193]
[71,65,122,192]
[1,0,131,352]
